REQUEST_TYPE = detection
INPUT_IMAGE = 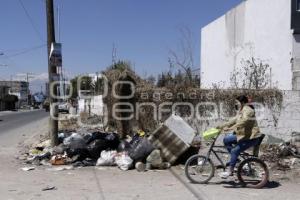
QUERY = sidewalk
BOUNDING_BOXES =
[0,117,299,200]
[0,117,196,200]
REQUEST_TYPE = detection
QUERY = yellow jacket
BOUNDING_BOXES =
[220,105,261,141]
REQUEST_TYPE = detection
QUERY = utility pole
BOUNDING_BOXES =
[46,0,59,146]
[25,73,33,106]
[26,73,29,105]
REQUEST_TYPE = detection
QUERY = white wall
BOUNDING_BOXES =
[293,34,300,89]
[90,95,104,116]
[201,0,293,90]
[78,95,104,116]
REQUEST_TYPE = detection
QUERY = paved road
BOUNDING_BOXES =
[0,110,48,134]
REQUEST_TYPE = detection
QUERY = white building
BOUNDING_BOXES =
[201,0,300,90]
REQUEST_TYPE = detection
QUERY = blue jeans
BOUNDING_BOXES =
[223,133,237,153]
[223,133,261,169]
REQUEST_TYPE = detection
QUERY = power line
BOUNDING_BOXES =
[6,44,46,58]
[18,0,45,42]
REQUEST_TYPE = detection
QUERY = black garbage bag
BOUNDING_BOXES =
[85,132,120,150]
[52,143,68,155]
[104,132,120,150]
[128,138,154,162]
[87,139,109,159]
[64,133,90,161]
[117,140,132,152]
[129,134,142,148]
[83,133,94,144]
[66,148,90,162]
[72,158,96,167]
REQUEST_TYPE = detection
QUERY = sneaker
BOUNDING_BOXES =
[218,171,233,179]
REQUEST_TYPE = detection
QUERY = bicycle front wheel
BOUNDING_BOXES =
[184,155,215,184]
[237,157,269,189]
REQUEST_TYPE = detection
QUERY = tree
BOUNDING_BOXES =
[156,69,200,88]
[168,26,196,85]
[108,60,132,72]
[70,76,93,98]
[230,57,271,90]
[146,75,156,85]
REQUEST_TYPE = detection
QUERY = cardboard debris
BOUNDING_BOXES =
[148,114,196,164]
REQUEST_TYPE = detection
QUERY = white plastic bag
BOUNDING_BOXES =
[115,153,133,171]
[96,150,117,166]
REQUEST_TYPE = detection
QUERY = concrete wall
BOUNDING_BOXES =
[90,95,104,116]
[201,0,294,90]
[261,90,300,141]
[78,95,104,116]
[292,34,300,90]
[190,90,300,142]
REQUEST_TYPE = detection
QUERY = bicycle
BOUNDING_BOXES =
[185,133,269,189]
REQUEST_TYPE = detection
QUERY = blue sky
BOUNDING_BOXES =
[0,0,242,86]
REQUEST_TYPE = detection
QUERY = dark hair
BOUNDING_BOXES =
[236,95,248,104]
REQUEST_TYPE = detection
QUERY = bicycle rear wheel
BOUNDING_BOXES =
[237,157,269,189]
[184,155,215,184]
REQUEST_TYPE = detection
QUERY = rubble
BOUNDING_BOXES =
[46,166,74,171]
[41,186,57,191]
[259,140,300,182]
[21,167,35,171]
[19,113,300,183]
[50,154,68,165]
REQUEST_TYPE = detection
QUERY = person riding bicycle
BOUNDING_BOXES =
[216,95,262,179]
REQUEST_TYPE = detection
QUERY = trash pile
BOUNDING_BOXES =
[258,132,300,182]
[22,114,197,172]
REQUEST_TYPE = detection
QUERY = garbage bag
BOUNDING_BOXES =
[58,132,65,144]
[83,133,93,144]
[128,138,154,161]
[117,140,132,152]
[129,134,142,148]
[66,148,90,162]
[87,139,109,159]
[63,133,91,161]
[96,150,117,166]
[146,149,163,168]
[52,143,68,155]
[86,132,120,150]
[63,133,86,149]
[115,153,133,171]
[104,132,120,150]
[73,158,96,167]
